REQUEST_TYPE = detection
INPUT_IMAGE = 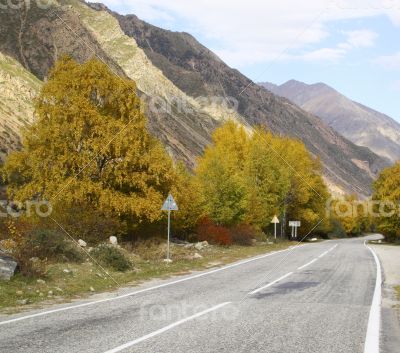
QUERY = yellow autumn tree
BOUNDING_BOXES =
[272,137,330,236]
[372,162,400,242]
[243,129,290,229]
[195,121,249,226]
[2,57,174,236]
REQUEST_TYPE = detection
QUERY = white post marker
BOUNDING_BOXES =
[271,215,279,240]
[161,194,178,262]
[289,221,301,239]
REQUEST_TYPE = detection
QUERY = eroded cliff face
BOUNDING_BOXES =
[0,52,41,161]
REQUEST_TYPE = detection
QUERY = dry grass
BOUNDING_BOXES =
[0,240,294,313]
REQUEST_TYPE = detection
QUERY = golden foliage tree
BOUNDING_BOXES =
[2,57,174,231]
[372,162,400,242]
[195,121,248,226]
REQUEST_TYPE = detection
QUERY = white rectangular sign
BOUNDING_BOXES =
[289,221,301,227]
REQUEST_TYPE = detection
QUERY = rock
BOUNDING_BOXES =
[47,290,53,296]
[90,286,95,292]
[163,258,173,263]
[193,253,203,259]
[201,241,209,247]
[63,269,71,274]
[55,287,63,293]
[78,239,87,247]
[0,253,18,280]
[16,299,28,305]
[36,279,46,284]
[16,290,23,296]
[194,242,204,251]
[184,243,194,249]
[310,238,318,242]
[109,236,118,245]
[39,292,44,297]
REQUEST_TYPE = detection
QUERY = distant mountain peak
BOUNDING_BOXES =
[261,80,400,163]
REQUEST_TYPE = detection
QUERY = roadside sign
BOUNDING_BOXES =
[271,215,279,240]
[271,215,280,224]
[161,194,178,211]
[289,221,301,239]
[161,194,178,262]
[289,221,301,227]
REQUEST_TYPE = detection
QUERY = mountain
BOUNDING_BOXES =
[0,0,390,196]
[260,80,400,163]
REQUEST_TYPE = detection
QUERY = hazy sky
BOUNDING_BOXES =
[91,0,400,121]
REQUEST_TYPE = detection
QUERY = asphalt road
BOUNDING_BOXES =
[0,236,386,353]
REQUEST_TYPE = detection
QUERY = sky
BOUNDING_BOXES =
[90,0,400,121]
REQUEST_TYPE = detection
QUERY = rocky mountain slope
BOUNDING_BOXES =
[260,80,400,163]
[0,0,390,195]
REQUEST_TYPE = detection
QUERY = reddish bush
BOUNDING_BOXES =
[196,217,232,246]
[230,224,256,246]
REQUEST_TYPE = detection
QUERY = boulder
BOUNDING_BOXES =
[0,253,18,280]
[109,236,118,245]
[193,252,203,259]
[78,239,87,247]
[194,242,204,251]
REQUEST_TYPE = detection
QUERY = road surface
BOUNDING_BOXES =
[0,236,386,353]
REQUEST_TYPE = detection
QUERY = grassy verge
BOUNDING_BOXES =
[0,241,294,314]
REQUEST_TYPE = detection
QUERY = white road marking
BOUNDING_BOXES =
[103,302,231,353]
[297,258,318,270]
[0,247,301,326]
[363,241,382,353]
[250,272,294,295]
[297,244,337,270]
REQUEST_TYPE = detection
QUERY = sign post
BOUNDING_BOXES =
[161,194,178,262]
[289,221,301,240]
[271,215,280,240]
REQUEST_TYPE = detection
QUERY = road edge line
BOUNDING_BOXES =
[363,240,382,353]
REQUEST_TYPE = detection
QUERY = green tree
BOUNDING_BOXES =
[2,57,174,235]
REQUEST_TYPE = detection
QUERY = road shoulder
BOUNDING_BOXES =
[370,244,400,353]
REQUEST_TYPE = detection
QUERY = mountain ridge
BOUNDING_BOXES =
[260,79,400,163]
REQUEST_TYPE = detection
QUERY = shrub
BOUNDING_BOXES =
[196,217,232,246]
[230,224,256,246]
[91,244,132,272]
[4,222,84,277]
[24,229,84,263]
